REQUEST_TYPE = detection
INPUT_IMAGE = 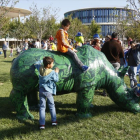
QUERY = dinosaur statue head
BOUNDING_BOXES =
[110,66,140,113]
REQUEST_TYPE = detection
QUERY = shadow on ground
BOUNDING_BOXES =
[0,96,128,139]
[3,60,13,63]
[0,73,10,83]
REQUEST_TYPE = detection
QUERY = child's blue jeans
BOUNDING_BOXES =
[39,91,56,125]
[66,48,84,69]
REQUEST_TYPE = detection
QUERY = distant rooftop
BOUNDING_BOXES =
[0,6,32,18]
[65,6,134,14]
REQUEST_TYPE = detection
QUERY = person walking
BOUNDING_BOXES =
[125,40,140,88]
[2,41,8,59]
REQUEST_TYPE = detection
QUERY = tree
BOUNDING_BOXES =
[89,20,101,38]
[26,3,59,41]
[115,19,129,47]
[80,25,90,41]
[125,22,140,41]
[65,15,90,41]
[127,0,140,22]
[0,0,19,30]
[124,0,140,41]
[43,17,60,39]
[66,15,84,39]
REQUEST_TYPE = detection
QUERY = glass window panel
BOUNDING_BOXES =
[87,11,89,16]
[97,9,99,16]
[104,17,107,22]
[94,17,96,22]
[106,16,108,22]
[101,9,102,16]
[102,17,104,22]
[97,17,99,22]
[102,9,104,16]
[90,18,92,23]
[109,10,111,16]
[94,10,96,16]
[105,9,107,16]
[105,26,107,36]
[100,17,102,22]
[96,17,98,22]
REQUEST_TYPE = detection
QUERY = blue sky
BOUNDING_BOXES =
[15,0,129,21]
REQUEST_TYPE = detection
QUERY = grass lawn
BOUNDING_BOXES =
[0,50,140,140]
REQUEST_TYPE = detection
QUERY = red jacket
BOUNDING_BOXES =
[93,45,101,51]
[49,37,54,41]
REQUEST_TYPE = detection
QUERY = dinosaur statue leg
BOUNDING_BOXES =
[10,89,34,120]
[76,86,95,118]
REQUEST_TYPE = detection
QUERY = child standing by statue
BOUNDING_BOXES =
[39,57,59,129]
[55,19,89,71]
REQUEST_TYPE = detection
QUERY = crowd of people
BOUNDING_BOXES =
[21,37,57,52]
[1,18,140,129]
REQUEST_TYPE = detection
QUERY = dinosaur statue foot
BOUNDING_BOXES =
[76,113,92,118]
[17,112,34,121]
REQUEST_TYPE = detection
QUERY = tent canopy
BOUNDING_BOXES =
[0,7,32,18]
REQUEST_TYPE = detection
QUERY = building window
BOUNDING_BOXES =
[97,9,100,16]
[100,9,102,16]
[100,17,102,22]
[89,10,92,17]
[102,17,104,22]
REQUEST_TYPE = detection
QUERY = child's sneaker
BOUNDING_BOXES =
[39,125,45,130]
[82,65,89,72]
[52,121,57,126]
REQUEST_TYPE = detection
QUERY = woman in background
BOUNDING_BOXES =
[2,41,8,59]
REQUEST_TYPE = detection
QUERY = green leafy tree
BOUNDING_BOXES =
[67,15,84,39]
[0,0,19,30]
[0,0,19,38]
[25,3,59,41]
[89,20,101,38]
[124,0,140,41]
[43,17,60,39]
[125,22,140,41]
[65,15,90,41]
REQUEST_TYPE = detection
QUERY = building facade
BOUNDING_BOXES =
[64,7,134,37]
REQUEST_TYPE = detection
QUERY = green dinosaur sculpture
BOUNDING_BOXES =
[10,45,140,120]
